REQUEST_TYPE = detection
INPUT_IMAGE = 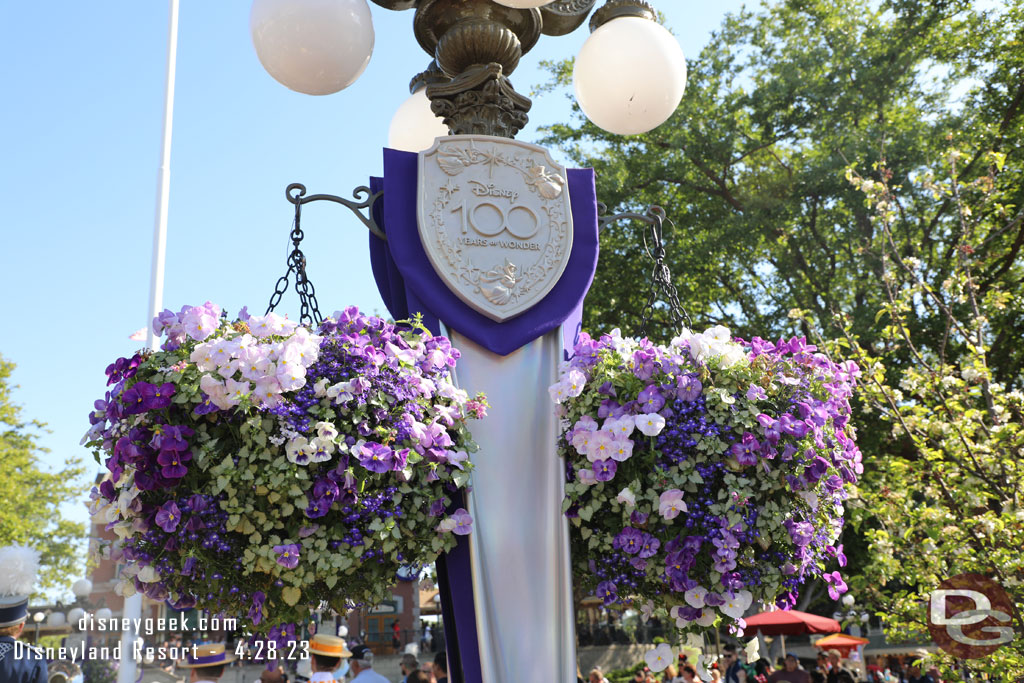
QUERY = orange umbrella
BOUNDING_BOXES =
[814,633,870,657]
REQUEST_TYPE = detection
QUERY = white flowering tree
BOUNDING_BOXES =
[793,151,1024,676]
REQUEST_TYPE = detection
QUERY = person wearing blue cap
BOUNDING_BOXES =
[0,544,47,683]
[348,645,389,683]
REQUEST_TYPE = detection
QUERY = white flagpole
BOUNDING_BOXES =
[120,1,179,682]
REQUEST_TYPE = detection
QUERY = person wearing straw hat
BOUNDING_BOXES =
[308,634,352,682]
[0,545,47,683]
[177,643,237,683]
[348,644,389,683]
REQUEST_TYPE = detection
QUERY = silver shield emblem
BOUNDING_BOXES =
[418,135,574,322]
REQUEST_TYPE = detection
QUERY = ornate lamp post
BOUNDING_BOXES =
[247,2,686,681]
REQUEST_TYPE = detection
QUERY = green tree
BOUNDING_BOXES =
[0,355,87,591]
[539,0,1024,673]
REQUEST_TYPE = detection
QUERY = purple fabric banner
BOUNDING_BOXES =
[367,147,598,683]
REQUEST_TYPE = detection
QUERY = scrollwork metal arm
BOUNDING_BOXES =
[596,201,693,333]
[286,183,386,241]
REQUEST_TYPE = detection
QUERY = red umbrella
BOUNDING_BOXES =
[744,609,841,658]
[813,633,870,657]
[745,609,841,635]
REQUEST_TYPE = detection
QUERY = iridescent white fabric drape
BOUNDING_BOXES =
[445,326,576,682]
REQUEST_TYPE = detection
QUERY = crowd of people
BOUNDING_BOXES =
[580,645,950,683]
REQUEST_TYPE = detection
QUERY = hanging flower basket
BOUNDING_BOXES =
[550,326,860,635]
[85,303,486,630]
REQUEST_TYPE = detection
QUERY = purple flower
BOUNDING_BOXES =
[721,572,745,592]
[305,496,331,519]
[192,393,220,415]
[829,544,848,568]
[154,501,182,533]
[676,375,702,402]
[630,510,648,526]
[637,533,660,559]
[596,580,618,606]
[186,494,207,513]
[823,474,844,493]
[358,442,394,474]
[273,544,300,569]
[157,449,191,479]
[779,414,810,438]
[592,459,617,482]
[730,433,761,466]
[181,557,197,577]
[775,591,797,610]
[249,591,266,626]
[428,499,446,517]
[702,592,726,607]
[665,549,695,583]
[614,527,644,555]
[804,456,830,484]
[824,571,848,600]
[638,384,666,413]
[785,519,815,547]
[451,508,473,535]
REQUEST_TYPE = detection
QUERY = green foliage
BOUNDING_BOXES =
[541,0,1024,675]
[0,355,86,591]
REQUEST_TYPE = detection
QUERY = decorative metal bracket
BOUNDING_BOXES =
[285,183,385,241]
[596,201,693,333]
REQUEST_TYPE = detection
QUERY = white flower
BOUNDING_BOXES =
[137,566,160,583]
[637,413,666,436]
[744,637,760,663]
[704,325,732,343]
[315,421,339,440]
[616,488,636,508]
[309,437,335,463]
[694,609,716,627]
[564,369,587,397]
[577,469,598,486]
[644,643,674,673]
[718,343,747,369]
[695,655,714,682]
[114,580,137,598]
[798,491,819,511]
[962,367,983,382]
[313,378,329,397]
[720,590,753,620]
[640,601,654,623]
[659,489,687,520]
[685,586,708,608]
[326,380,355,403]
[842,594,856,607]
[548,381,569,404]
[606,414,636,438]
[437,518,457,533]
[285,436,312,465]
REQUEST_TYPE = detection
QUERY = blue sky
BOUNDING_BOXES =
[0,0,747,573]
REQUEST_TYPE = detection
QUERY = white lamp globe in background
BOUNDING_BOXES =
[841,593,856,607]
[388,87,450,152]
[573,16,686,135]
[67,607,86,627]
[33,612,45,623]
[95,607,113,622]
[251,0,375,95]
[47,612,67,627]
[72,579,93,599]
[492,0,554,8]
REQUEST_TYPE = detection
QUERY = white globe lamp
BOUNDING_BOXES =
[67,607,87,628]
[388,87,450,152]
[72,579,93,599]
[95,607,113,622]
[47,612,67,627]
[251,0,375,95]
[493,0,554,7]
[573,10,686,135]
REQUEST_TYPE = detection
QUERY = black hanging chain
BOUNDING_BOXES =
[265,194,323,327]
[630,206,693,337]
